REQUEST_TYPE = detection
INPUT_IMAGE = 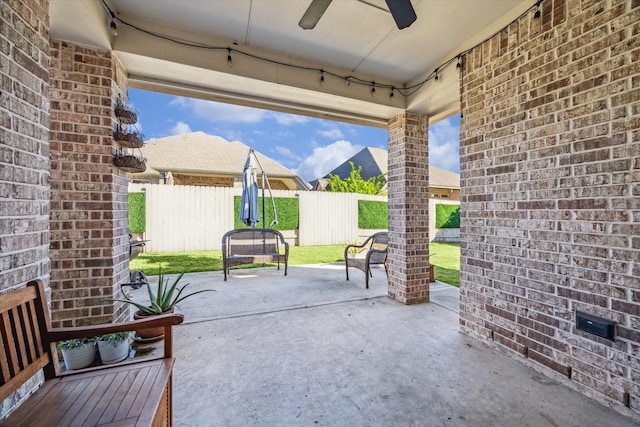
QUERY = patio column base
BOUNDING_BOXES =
[386,111,430,305]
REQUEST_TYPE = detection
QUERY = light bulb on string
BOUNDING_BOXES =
[320,70,325,86]
[389,88,395,101]
[534,0,542,19]
[456,56,462,73]
[434,69,439,81]
[371,82,376,97]
[346,77,351,87]
[226,48,233,67]
[109,11,118,36]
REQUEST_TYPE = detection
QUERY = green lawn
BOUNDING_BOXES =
[131,243,460,287]
[429,242,461,287]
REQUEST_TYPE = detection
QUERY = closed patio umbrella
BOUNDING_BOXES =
[240,152,260,227]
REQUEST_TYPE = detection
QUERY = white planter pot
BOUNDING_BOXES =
[97,339,130,364]
[60,343,96,370]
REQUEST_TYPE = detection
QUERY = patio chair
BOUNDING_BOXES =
[344,231,389,288]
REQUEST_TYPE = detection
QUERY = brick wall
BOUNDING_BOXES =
[460,0,639,418]
[0,0,51,290]
[0,0,50,419]
[49,41,129,327]
[387,112,430,304]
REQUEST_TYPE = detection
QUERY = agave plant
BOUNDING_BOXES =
[113,269,214,315]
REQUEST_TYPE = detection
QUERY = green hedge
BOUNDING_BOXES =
[233,196,299,230]
[435,204,460,228]
[128,192,146,232]
[358,200,388,229]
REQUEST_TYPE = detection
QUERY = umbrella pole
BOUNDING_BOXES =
[261,170,266,227]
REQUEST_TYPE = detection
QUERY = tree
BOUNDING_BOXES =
[325,161,387,195]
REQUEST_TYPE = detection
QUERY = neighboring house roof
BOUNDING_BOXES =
[327,147,388,182]
[315,147,460,190]
[132,131,310,190]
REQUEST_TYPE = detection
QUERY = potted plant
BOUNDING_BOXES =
[96,332,131,364]
[111,269,213,339]
[58,338,96,370]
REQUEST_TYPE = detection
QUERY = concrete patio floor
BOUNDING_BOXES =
[132,264,637,426]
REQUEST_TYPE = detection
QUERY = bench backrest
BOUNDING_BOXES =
[0,281,55,401]
[222,229,286,255]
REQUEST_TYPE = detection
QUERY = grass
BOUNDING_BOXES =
[131,243,461,287]
[429,242,461,287]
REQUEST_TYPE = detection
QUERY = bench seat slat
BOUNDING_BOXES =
[2,359,173,427]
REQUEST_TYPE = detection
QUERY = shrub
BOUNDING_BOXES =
[233,196,299,230]
[358,200,388,229]
[128,192,146,232]
[435,204,460,228]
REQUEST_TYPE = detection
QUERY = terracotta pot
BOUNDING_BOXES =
[133,308,173,340]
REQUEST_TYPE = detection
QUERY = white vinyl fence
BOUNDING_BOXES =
[128,184,388,252]
[128,184,460,252]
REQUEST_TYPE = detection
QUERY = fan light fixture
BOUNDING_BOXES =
[299,0,416,30]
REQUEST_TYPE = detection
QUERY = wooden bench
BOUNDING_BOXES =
[0,280,184,426]
[222,228,289,281]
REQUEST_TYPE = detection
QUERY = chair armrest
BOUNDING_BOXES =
[47,312,184,342]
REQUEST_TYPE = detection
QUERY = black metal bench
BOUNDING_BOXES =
[221,228,289,280]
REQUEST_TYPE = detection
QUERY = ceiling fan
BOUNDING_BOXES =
[299,0,417,30]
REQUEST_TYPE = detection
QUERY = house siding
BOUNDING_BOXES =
[460,0,640,418]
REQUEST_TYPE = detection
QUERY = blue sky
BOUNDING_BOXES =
[128,88,460,181]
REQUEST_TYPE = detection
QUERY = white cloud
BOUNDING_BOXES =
[169,97,267,123]
[295,140,363,181]
[273,145,300,161]
[221,129,244,142]
[270,112,310,126]
[317,128,344,139]
[429,117,460,173]
[170,121,192,135]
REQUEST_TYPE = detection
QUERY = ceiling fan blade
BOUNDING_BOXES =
[385,0,417,29]
[299,0,333,30]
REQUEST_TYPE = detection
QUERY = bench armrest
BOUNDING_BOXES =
[47,312,184,342]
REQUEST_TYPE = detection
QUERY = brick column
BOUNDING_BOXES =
[0,0,51,290]
[387,112,430,304]
[49,41,130,327]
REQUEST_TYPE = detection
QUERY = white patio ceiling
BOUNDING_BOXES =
[50,0,532,127]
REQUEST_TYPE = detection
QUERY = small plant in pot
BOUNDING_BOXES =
[111,269,214,339]
[96,332,131,364]
[58,338,96,370]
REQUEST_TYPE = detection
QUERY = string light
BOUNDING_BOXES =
[99,0,544,100]
[109,10,118,36]
[389,88,395,100]
[534,0,542,19]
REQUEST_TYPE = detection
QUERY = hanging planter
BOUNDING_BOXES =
[113,152,146,173]
[114,128,144,149]
[114,104,138,124]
